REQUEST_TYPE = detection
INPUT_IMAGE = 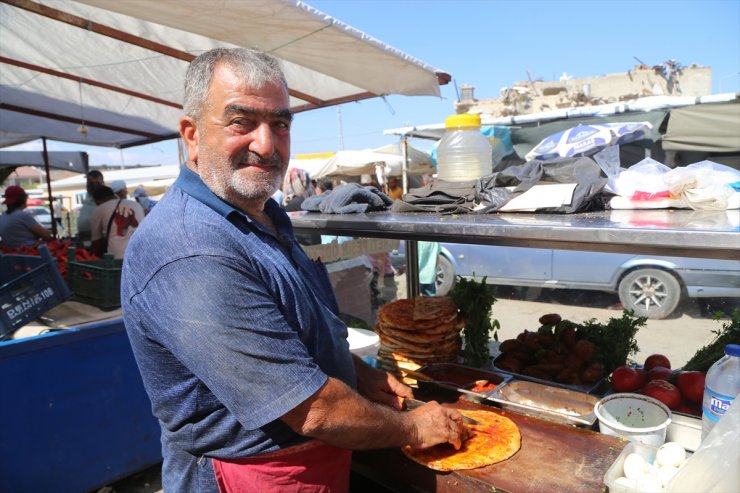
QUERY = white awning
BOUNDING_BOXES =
[0,0,449,149]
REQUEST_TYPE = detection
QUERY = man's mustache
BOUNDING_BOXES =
[238,151,283,168]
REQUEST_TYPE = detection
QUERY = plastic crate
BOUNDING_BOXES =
[66,248,122,310]
[0,244,72,339]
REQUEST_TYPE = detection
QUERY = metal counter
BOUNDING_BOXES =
[290,209,739,260]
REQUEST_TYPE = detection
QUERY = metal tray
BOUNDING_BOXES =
[492,353,605,394]
[415,362,512,400]
[482,380,599,427]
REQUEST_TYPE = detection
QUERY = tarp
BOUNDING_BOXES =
[289,143,434,178]
[663,101,740,152]
[0,0,449,149]
[0,150,89,190]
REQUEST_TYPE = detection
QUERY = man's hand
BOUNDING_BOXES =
[354,356,412,410]
[407,401,470,450]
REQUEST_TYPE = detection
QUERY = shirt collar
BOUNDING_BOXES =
[173,165,290,234]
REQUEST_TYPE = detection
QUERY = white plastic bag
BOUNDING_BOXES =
[663,161,740,210]
[610,158,674,201]
[666,393,740,493]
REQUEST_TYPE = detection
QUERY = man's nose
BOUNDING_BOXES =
[249,122,275,158]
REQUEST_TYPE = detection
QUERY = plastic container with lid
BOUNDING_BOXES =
[701,343,740,440]
[436,113,492,182]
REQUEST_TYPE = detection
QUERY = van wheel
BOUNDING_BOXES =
[618,268,681,319]
[435,255,456,296]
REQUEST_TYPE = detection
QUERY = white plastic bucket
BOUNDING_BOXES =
[594,393,672,447]
[347,328,380,358]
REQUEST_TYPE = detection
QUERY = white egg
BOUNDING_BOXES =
[656,442,686,468]
[615,476,637,489]
[637,474,665,492]
[623,453,649,480]
[657,465,679,486]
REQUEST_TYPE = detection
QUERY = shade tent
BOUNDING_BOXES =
[663,101,740,153]
[0,0,449,149]
[289,143,434,179]
[383,95,740,161]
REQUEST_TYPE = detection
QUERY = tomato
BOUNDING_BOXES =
[642,379,682,410]
[676,371,705,404]
[646,366,674,383]
[611,366,645,392]
[644,354,671,371]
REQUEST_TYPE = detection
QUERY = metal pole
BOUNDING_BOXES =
[405,240,420,298]
[401,136,409,194]
[41,137,57,238]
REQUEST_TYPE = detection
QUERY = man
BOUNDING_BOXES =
[0,185,52,246]
[90,186,144,259]
[110,180,128,200]
[76,169,105,247]
[121,48,467,492]
[386,175,403,200]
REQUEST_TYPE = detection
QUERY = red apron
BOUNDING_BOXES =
[212,440,352,493]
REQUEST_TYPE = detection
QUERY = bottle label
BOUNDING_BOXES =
[703,388,735,422]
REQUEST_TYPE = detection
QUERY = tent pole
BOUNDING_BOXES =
[41,137,58,238]
[401,136,409,194]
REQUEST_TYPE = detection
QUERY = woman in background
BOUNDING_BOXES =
[0,185,52,247]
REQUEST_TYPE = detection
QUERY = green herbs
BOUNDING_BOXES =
[683,308,740,372]
[579,310,645,373]
[451,277,499,368]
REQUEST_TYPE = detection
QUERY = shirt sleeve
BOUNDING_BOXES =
[135,254,328,431]
[89,206,104,241]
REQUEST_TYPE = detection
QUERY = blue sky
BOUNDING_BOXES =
[11,0,740,167]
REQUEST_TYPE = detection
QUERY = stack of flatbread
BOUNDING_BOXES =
[376,296,463,374]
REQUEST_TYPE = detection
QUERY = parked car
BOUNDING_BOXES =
[393,243,740,319]
[26,205,53,231]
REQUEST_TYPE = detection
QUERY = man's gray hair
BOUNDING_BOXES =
[183,48,288,121]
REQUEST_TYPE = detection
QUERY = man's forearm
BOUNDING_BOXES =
[281,377,417,450]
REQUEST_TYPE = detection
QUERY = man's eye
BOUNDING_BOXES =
[273,121,291,131]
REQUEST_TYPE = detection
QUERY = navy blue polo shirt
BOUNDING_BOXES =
[121,167,356,492]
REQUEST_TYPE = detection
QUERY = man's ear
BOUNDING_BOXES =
[179,115,199,164]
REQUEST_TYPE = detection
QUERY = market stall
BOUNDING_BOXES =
[289,208,738,492]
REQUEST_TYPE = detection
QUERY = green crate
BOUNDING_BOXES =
[65,248,122,310]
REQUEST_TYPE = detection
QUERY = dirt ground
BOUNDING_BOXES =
[105,283,737,492]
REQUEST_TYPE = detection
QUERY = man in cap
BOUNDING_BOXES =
[110,180,128,200]
[0,185,52,247]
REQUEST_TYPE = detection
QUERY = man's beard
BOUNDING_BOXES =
[199,147,284,203]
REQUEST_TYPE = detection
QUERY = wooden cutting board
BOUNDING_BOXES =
[352,399,626,493]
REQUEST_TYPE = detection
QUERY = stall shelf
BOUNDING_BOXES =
[290,209,739,260]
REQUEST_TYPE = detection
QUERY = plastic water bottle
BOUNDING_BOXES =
[436,114,492,182]
[701,343,740,440]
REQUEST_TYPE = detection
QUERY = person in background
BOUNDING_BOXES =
[77,169,105,247]
[89,186,144,259]
[284,167,320,244]
[418,241,441,296]
[132,186,157,215]
[121,47,467,493]
[283,167,314,211]
[315,178,334,195]
[386,175,403,201]
[0,185,52,247]
[368,250,397,321]
[110,180,128,200]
